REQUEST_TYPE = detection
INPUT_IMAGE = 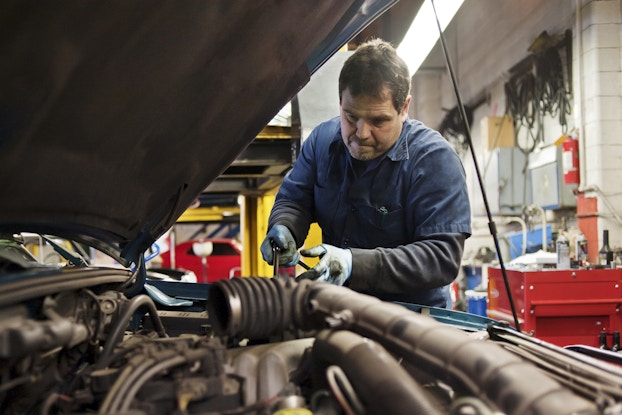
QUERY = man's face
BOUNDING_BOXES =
[339,86,411,161]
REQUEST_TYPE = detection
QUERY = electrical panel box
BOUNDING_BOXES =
[482,116,515,150]
[497,147,531,215]
[528,145,576,209]
[480,147,530,216]
[487,267,622,348]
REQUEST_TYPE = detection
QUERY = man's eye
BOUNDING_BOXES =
[346,113,357,123]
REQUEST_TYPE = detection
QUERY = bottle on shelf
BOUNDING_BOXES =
[556,231,570,270]
[575,231,588,268]
[599,332,609,350]
[613,332,621,352]
[598,229,614,267]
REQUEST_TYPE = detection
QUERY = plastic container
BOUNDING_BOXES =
[556,232,571,270]
[465,290,487,317]
[575,232,588,267]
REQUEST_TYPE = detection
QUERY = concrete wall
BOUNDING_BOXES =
[577,0,622,255]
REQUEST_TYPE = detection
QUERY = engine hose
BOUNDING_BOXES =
[95,294,167,370]
[207,279,598,415]
[305,284,599,415]
[312,329,442,415]
[207,277,314,339]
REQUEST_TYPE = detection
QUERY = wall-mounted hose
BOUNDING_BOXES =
[207,278,598,415]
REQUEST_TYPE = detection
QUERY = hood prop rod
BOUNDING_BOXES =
[430,0,520,331]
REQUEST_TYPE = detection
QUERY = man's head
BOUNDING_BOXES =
[338,39,412,161]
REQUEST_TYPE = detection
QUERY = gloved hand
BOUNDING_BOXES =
[260,225,300,267]
[297,244,352,285]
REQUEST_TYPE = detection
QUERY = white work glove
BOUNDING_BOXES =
[260,225,300,267]
[297,244,352,286]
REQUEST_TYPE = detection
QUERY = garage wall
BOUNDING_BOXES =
[411,0,622,260]
[577,0,622,253]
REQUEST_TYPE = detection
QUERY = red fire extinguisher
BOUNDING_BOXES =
[562,134,579,186]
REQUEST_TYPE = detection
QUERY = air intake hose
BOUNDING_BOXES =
[207,277,317,339]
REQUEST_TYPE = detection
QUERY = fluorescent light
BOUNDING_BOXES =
[396,0,464,75]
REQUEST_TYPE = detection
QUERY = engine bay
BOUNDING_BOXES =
[2,265,621,415]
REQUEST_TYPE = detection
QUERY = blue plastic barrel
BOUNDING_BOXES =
[465,290,487,317]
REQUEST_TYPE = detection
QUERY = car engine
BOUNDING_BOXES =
[1,254,622,415]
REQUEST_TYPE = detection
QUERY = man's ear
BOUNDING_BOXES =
[400,95,412,121]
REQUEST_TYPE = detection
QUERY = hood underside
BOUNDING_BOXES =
[0,0,396,264]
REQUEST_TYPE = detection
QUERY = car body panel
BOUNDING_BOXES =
[159,238,242,283]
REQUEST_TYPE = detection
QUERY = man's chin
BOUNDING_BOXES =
[349,149,375,161]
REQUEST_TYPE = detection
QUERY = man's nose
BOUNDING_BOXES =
[356,119,372,139]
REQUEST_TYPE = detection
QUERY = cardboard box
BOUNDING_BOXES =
[481,116,514,150]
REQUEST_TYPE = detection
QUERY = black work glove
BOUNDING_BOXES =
[260,224,300,267]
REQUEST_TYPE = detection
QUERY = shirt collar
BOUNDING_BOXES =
[384,119,411,161]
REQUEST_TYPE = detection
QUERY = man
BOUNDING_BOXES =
[260,39,471,308]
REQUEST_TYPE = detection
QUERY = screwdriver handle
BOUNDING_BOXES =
[271,241,280,278]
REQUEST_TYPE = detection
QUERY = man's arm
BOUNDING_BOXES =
[267,120,338,246]
[347,232,467,294]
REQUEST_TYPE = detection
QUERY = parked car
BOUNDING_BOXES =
[0,2,621,415]
[158,238,242,283]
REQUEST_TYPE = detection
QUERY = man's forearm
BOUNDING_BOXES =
[348,233,466,294]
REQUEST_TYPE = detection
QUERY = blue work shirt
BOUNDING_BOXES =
[269,117,471,307]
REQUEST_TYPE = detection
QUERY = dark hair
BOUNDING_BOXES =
[338,38,411,112]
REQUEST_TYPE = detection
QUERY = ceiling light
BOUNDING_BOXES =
[396,0,464,76]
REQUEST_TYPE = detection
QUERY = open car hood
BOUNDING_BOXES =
[0,0,396,264]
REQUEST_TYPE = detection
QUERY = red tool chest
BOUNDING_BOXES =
[487,267,622,348]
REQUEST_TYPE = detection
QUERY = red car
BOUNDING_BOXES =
[159,238,242,283]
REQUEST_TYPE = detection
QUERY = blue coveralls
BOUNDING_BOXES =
[269,117,472,307]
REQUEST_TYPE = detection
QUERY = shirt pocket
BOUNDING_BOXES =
[357,204,406,247]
